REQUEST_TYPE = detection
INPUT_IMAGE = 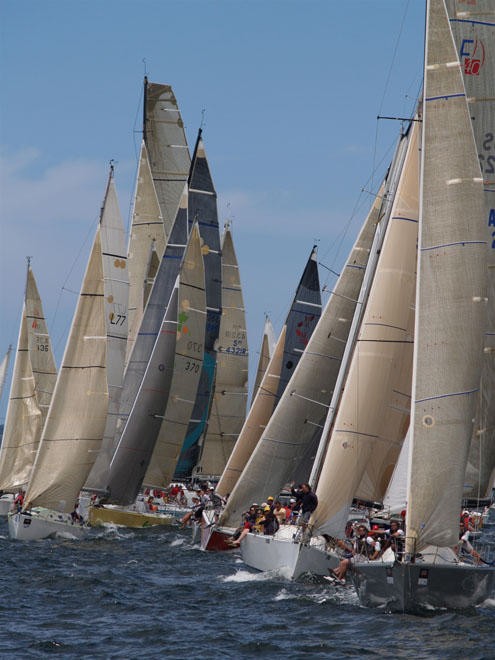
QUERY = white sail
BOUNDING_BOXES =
[382,429,410,514]
[84,170,129,492]
[0,267,57,491]
[195,225,249,478]
[126,141,164,362]
[216,325,286,501]
[0,345,12,405]
[143,222,207,489]
[25,227,108,512]
[251,314,276,406]
[406,0,487,554]
[312,117,419,537]
[446,0,495,500]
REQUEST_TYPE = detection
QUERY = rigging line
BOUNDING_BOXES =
[371,0,411,193]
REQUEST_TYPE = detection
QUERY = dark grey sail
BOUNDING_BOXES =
[174,131,222,479]
[105,282,179,505]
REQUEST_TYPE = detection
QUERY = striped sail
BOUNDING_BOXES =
[143,79,190,240]
[25,228,107,512]
[406,0,487,553]
[446,0,495,499]
[126,141,164,362]
[216,325,286,501]
[143,223,206,489]
[84,170,129,492]
[220,248,321,527]
[174,133,222,479]
[0,267,57,491]
[195,225,249,478]
[312,118,419,537]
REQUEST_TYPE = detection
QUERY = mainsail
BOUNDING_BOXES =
[143,78,190,241]
[406,0,487,553]
[143,223,206,489]
[446,0,495,499]
[194,225,248,478]
[0,266,57,491]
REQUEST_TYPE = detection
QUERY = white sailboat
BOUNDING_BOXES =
[0,263,58,516]
[9,167,128,540]
[351,0,495,612]
[234,105,415,578]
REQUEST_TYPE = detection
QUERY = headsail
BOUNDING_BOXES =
[251,314,276,406]
[0,345,12,405]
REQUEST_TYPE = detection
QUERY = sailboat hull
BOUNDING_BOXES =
[241,527,339,579]
[8,509,88,541]
[88,505,174,529]
[0,494,13,516]
[351,561,495,613]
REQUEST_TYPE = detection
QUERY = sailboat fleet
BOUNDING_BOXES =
[0,0,494,614]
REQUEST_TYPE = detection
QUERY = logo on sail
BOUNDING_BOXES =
[459,38,485,76]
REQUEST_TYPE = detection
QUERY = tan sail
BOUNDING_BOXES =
[0,267,57,491]
[406,0,487,553]
[312,117,419,537]
[0,345,12,407]
[143,79,190,240]
[251,314,276,406]
[85,170,129,492]
[25,228,108,512]
[195,225,249,478]
[126,141,165,361]
[217,325,286,502]
[446,0,495,500]
[143,222,207,488]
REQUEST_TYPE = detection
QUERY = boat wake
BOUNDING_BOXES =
[221,567,292,583]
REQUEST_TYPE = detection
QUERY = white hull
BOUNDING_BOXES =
[0,494,14,516]
[8,509,88,541]
[240,526,339,579]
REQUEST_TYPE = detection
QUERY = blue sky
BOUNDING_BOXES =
[0,0,425,420]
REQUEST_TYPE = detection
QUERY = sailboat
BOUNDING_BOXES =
[9,166,128,540]
[0,266,57,515]
[200,246,321,551]
[233,126,408,575]
[350,0,495,612]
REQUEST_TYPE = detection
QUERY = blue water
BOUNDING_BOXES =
[1,517,494,659]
